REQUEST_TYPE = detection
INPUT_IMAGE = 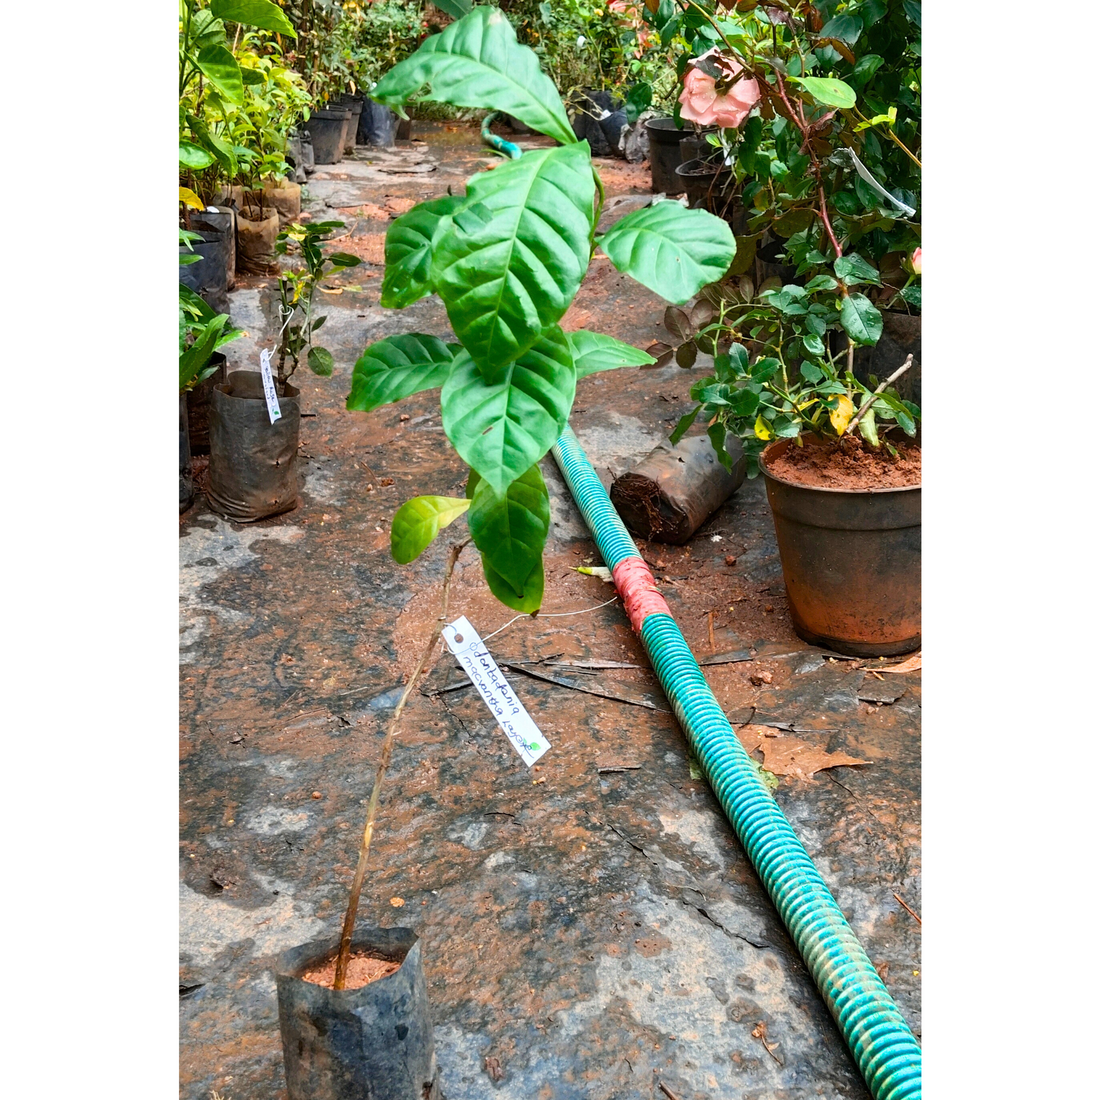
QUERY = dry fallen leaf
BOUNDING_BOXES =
[737,725,867,781]
[876,651,921,674]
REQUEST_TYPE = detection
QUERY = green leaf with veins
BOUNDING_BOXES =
[441,327,575,496]
[381,196,464,309]
[431,144,594,379]
[370,6,576,145]
[568,331,656,378]
[346,334,459,413]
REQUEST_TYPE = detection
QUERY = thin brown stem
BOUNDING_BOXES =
[845,354,913,435]
[333,539,470,989]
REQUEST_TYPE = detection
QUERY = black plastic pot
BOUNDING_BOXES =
[500,113,530,135]
[360,99,397,148]
[276,928,439,1100]
[192,207,236,291]
[645,118,690,194]
[185,352,227,456]
[396,116,412,141]
[761,436,921,656]
[207,371,300,522]
[571,90,619,157]
[180,393,193,514]
[310,108,350,164]
[179,228,229,314]
[343,98,364,150]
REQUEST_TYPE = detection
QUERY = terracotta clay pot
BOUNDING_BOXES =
[760,437,920,656]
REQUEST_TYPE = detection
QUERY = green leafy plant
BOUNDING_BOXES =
[179,266,242,393]
[346,7,735,612]
[273,220,362,387]
[179,0,297,198]
[665,263,919,474]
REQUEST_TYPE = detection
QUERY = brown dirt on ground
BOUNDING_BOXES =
[766,435,920,490]
[300,951,400,990]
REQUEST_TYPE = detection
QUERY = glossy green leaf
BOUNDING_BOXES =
[431,144,594,378]
[834,252,881,286]
[380,196,464,309]
[803,274,838,292]
[819,13,863,44]
[187,114,238,177]
[441,328,575,496]
[483,556,544,613]
[669,404,702,444]
[179,141,215,170]
[899,285,921,310]
[788,75,857,110]
[875,393,916,436]
[307,346,334,376]
[371,7,576,146]
[328,252,362,269]
[857,409,880,447]
[707,422,734,470]
[568,331,656,378]
[346,334,458,413]
[839,293,884,346]
[902,0,921,28]
[195,44,244,105]
[391,496,471,564]
[597,202,735,305]
[433,0,473,17]
[209,0,296,37]
[467,464,550,596]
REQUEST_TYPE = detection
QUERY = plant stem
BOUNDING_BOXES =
[845,354,913,436]
[332,539,470,990]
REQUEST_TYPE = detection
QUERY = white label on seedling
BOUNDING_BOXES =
[259,349,282,425]
[442,615,550,767]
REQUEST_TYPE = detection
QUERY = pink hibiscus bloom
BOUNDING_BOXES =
[679,48,760,129]
[911,247,922,275]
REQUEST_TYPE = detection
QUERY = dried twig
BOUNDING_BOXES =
[333,539,469,989]
[846,355,914,435]
[658,1084,683,1100]
[893,892,922,926]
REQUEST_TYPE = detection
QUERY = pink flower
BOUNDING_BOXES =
[911,247,922,275]
[678,48,760,129]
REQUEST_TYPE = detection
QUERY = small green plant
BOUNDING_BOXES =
[179,249,242,393]
[346,7,736,612]
[663,262,919,475]
[273,221,362,387]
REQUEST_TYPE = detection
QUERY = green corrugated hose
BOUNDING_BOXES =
[551,426,922,1100]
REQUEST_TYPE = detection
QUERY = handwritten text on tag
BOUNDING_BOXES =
[442,616,550,767]
[259,349,282,425]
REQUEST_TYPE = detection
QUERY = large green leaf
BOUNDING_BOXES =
[839,293,884,346]
[371,6,576,146]
[484,556,544,613]
[441,328,575,495]
[597,202,735,304]
[568,331,656,378]
[381,196,464,309]
[391,496,471,564]
[186,115,238,177]
[209,0,296,37]
[433,0,473,17]
[179,141,215,170]
[346,334,458,413]
[195,44,244,105]
[431,144,594,379]
[467,464,550,596]
[788,75,857,110]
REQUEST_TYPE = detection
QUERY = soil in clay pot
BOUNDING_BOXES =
[766,434,921,491]
[300,951,400,990]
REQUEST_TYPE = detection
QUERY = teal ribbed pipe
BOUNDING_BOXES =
[480,112,522,159]
[551,426,921,1100]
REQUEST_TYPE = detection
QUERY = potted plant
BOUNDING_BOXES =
[663,264,920,655]
[278,10,734,1090]
[206,219,361,523]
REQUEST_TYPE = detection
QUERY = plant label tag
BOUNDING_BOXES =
[442,615,550,767]
[259,349,282,425]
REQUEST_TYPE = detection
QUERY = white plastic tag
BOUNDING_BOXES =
[442,615,550,767]
[259,349,282,425]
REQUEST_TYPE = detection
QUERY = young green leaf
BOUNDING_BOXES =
[346,334,458,413]
[391,496,471,564]
[195,44,245,105]
[839,293,884,346]
[483,556,544,613]
[380,196,464,309]
[597,202,736,304]
[568,331,656,378]
[787,75,857,110]
[179,142,216,170]
[209,0,296,37]
[371,7,576,146]
[834,252,881,286]
[669,405,702,444]
[431,144,594,379]
[467,464,550,596]
[307,347,334,376]
[441,328,575,496]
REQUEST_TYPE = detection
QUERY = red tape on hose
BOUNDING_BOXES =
[612,556,670,634]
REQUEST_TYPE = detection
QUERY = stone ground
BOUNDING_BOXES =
[180,120,920,1100]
